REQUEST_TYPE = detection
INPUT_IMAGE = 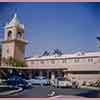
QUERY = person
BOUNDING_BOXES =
[48,91,56,97]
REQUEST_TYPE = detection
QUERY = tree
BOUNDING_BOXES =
[1,57,10,66]
[42,51,50,56]
[97,36,100,41]
[97,36,100,48]
[53,49,63,56]
[1,57,27,67]
[1,57,6,65]
[15,60,27,67]
[7,57,16,66]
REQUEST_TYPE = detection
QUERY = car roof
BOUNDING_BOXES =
[35,76,47,79]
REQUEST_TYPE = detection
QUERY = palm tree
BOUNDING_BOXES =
[1,57,27,67]
[97,36,100,41]
[6,58,9,66]
[7,57,16,66]
[97,36,100,48]
[1,57,6,65]
[15,60,27,67]
[42,51,50,56]
[53,49,63,56]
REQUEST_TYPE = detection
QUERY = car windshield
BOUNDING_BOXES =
[35,76,47,79]
[57,77,65,81]
[57,77,71,81]
[8,76,22,80]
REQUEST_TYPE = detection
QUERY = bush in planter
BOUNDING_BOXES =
[15,60,27,67]
[85,82,90,86]
[2,57,27,67]
[82,81,87,86]
[88,81,94,86]
[94,80,100,87]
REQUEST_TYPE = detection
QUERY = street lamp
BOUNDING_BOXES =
[27,41,34,57]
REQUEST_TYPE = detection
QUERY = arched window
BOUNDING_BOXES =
[8,31,12,40]
[17,32,22,39]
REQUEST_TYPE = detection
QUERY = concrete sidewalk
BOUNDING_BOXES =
[0,85,23,96]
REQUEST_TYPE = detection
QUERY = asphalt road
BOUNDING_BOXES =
[0,86,100,98]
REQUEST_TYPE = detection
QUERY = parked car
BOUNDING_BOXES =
[28,76,50,86]
[6,75,32,89]
[51,77,79,88]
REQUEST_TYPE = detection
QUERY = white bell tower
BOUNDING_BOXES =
[1,14,28,62]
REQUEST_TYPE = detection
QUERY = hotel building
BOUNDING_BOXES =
[26,52,100,85]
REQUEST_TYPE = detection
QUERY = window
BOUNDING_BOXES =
[74,59,79,63]
[88,58,93,62]
[6,48,9,53]
[62,59,67,63]
[40,61,44,64]
[67,59,73,63]
[17,32,22,39]
[31,61,34,64]
[8,31,12,40]
[57,60,60,63]
[45,60,48,64]
[50,60,55,64]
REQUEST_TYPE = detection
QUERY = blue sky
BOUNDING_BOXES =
[0,2,100,57]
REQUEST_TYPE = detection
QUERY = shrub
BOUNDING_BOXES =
[94,80,100,87]
[1,57,27,67]
[88,81,94,86]
[82,81,87,86]
[15,60,27,67]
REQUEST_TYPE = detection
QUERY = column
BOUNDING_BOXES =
[0,70,7,79]
[46,71,49,79]
[9,69,13,74]
[29,70,32,79]
[57,70,63,77]
[64,71,68,78]
[51,71,55,80]
[39,70,43,76]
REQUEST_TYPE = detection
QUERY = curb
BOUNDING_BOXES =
[0,87,23,96]
[81,86,100,90]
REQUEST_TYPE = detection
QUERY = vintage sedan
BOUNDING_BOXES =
[6,75,32,89]
[51,77,79,88]
[29,76,50,86]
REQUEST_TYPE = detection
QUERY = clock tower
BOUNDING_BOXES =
[1,14,28,63]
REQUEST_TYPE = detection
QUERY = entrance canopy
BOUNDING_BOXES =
[0,63,100,71]
[0,65,68,70]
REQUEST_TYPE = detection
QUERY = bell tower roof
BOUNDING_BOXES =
[5,13,24,29]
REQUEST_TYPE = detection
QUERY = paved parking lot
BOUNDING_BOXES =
[0,85,100,98]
